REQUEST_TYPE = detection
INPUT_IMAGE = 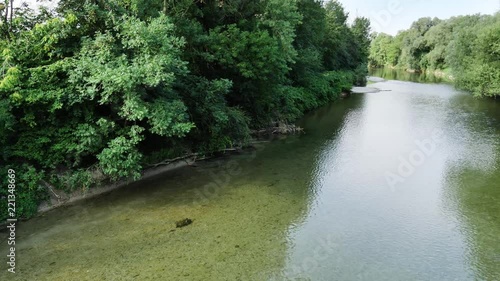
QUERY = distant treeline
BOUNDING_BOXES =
[369,13,499,97]
[0,0,370,219]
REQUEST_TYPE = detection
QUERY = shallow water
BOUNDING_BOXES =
[2,76,500,280]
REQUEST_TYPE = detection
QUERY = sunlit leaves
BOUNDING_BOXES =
[66,14,193,177]
[70,15,187,104]
[0,66,20,91]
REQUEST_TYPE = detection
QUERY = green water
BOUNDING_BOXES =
[2,75,500,280]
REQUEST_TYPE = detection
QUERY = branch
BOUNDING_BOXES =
[146,146,247,168]
[41,180,61,199]
[148,153,198,168]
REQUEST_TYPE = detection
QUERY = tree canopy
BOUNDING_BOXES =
[369,13,500,97]
[0,0,371,219]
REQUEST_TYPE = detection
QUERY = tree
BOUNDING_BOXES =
[369,13,499,97]
[447,14,500,97]
[351,17,371,64]
[323,0,350,70]
[0,0,372,220]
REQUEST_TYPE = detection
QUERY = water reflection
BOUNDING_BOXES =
[442,93,500,280]
[283,80,500,280]
[2,75,500,281]
[370,67,447,84]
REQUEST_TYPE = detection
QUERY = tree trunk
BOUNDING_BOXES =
[3,0,8,26]
[9,0,12,33]
[3,0,9,40]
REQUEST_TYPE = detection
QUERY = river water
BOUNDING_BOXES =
[2,72,500,280]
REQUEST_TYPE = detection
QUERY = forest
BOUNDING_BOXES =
[369,13,500,97]
[0,0,371,220]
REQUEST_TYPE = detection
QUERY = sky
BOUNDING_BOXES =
[14,0,58,10]
[338,0,500,35]
[15,0,500,35]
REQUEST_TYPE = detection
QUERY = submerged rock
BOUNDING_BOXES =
[175,218,193,228]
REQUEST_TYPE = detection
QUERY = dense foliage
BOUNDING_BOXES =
[369,13,500,97]
[0,0,370,220]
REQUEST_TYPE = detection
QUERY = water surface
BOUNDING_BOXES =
[2,75,500,280]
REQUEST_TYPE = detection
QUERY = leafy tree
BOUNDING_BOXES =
[369,13,499,97]
[323,0,350,70]
[0,0,371,220]
[447,14,500,97]
[351,17,371,64]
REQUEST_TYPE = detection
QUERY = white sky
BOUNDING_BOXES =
[338,0,500,35]
[14,0,58,9]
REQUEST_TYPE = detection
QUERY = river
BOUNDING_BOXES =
[2,71,500,280]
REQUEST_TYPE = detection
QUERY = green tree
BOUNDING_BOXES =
[0,0,372,220]
[447,14,500,97]
[369,13,499,97]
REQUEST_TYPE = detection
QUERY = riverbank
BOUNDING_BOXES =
[6,122,308,221]
[429,69,454,81]
[0,156,197,229]
[6,77,500,280]
[31,137,285,220]
[370,66,454,81]
[36,157,197,215]
[350,76,387,93]
[369,67,454,84]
